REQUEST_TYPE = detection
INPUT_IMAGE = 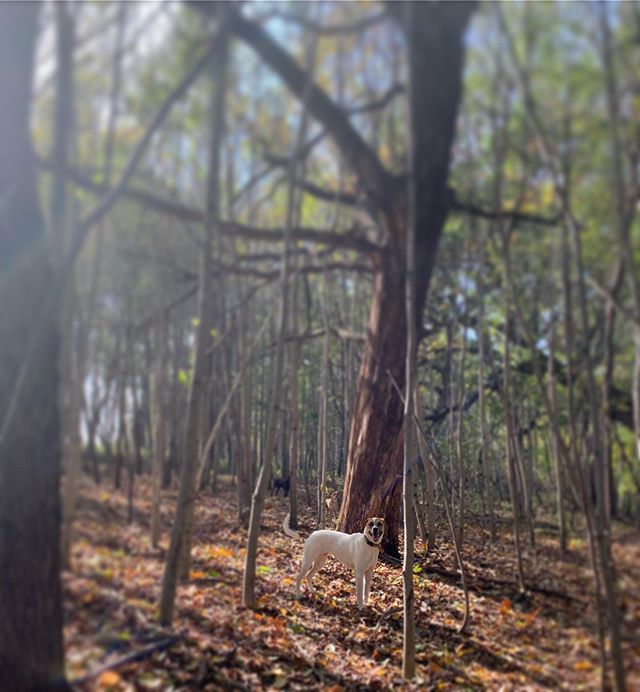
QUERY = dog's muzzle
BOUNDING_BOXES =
[372,527,380,539]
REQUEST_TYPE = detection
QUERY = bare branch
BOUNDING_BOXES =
[347,83,404,114]
[198,5,394,203]
[451,193,560,227]
[272,9,388,36]
[294,179,359,206]
[221,221,382,255]
[36,159,382,254]
[213,258,372,280]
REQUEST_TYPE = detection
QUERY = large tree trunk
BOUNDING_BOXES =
[0,4,70,690]
[339,265,406,553]
[210,1,473,554]
[339,3,473,554]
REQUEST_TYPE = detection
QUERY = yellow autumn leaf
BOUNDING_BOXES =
[207,545,234,560]
[574,660,594,671]
[97,669,122,688]
[190,570,206,579]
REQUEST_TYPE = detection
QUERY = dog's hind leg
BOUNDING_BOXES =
[295,549,317,599]
[295,559,310,599]
[304,553,327,594]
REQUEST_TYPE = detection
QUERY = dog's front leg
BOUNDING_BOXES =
[364,567,374,605]
[355,570,365,610]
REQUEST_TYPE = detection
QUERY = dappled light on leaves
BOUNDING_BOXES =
[62,478,640,690]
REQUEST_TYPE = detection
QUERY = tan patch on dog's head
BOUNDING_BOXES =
[364,517,385,543]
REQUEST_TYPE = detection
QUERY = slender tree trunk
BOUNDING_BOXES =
[151,242,167,548]
[125,319,136,525]
[73,0,126,499]
[159,24,228,624]
[394,377,470,635]
[237,301,252,522]
[288,261,301,529]
[196,312,272,490]
[598,2,640,475]
[317,271,329,529]
[502,307,526,592]
[569,199,625,692]
[513,407,535,547]
[242,13,317,608]
[455,322,467,545]
[602,259,623,520]
[53,1,80,570]
[403,10,418,670]
[242,219,290,609]
[115,335,128,492]
[498,10,625,682]
[477,231,496,539]
[446,322,455,508]
[547,320,567,552]
[0,5,70,689]
[415,388,436,551]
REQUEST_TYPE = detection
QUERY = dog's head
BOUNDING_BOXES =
[364,517,385,545]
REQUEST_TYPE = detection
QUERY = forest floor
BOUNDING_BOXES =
[64,477,639,691]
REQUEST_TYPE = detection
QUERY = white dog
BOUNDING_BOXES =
[284,515,385,610]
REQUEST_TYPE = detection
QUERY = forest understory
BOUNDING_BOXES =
[65,478,640,691]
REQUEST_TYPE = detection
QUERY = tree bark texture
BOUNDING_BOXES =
[0,4,70,690]
[339,3,474,554]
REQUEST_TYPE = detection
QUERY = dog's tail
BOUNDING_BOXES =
[282,513,301,539]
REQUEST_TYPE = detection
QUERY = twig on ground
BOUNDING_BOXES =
[375,606,403,631]
[71,634,181,684]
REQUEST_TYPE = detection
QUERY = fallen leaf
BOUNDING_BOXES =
[574,660,594,671]
[97,670,122,688]
[500,598,512,615]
